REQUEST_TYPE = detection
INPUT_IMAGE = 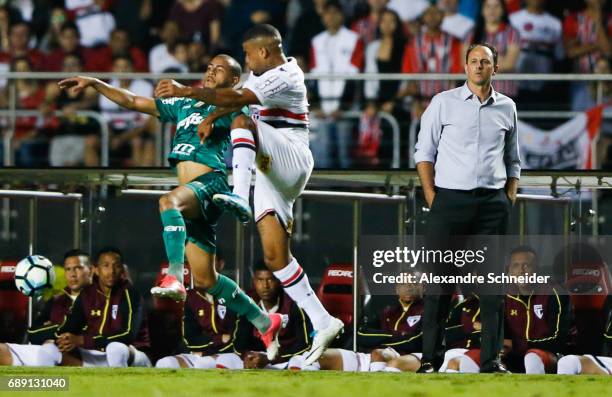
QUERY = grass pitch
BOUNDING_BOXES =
[0,367,610,397]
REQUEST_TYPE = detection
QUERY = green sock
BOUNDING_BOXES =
[208,274,271,333]
[161,208,186,281]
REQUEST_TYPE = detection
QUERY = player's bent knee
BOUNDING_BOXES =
[159,193,180,212]
[106,342,129,367]
[0,344,12,366]
[156,356,180,369]
[370,349,386,362]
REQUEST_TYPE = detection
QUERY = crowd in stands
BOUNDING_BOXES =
[0,0,609,168]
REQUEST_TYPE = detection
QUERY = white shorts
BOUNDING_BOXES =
[176,354,216,369]
[586,355,612,374]
[78,346,151,368]
[439,348,468,372]
[254,122,313,234]
[339,350,371,372]
[6,343,43,366]
[78,348,109,367]
[214,352,297,370]
[49,136,86,166]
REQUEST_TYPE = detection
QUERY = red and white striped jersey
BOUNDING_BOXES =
[563,11,612,73]
[242,57,310,130]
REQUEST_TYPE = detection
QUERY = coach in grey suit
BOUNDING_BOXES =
[414,43,520,373]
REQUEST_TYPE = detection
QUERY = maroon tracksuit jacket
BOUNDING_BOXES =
[233,290,312,363]
[27,288,74,344]
[182,289,237,354]
[445,294,481,349]
[56,278,149,350]
[504,285,571,356]
[357,299,424,354]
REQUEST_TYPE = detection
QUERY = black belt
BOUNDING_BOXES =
[437,187,502,197]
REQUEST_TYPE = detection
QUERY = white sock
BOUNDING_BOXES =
[106,342,129,367]
[273,258,331,330]
[459,355,480,373]
[524,352,545,374]
[37,343,61,366]
[230,128,256,200]
[156,356,181,368]
[383,366,401,372]
[557,355,581,375]
[369,361,387,372]
[194,356,216,369]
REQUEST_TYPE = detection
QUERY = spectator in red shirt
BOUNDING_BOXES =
[44,22,89,72]
[563,0,611,110]
[0,21,45,72]
[468,0,520,99]
[87,28,148,72]
[169,0,223,50]
[352,0,390,47]
[0,57,47,166]
[400,5,463,117]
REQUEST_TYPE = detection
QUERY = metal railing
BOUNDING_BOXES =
[0,109,110,167]
[0,72,609,169]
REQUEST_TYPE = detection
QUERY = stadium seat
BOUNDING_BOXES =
[565,261,612,354]
[316,263,371,330]
[0,260,28,343]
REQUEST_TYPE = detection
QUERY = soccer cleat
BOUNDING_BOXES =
[258,313,283,361]
[416,362,436,373]
[302,317,344,366]
[212,193,253,224]
[150,274,186,302]
[480,363,511,374]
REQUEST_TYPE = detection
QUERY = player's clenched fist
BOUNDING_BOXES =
[58,76,97,95]
[154,79,191,98]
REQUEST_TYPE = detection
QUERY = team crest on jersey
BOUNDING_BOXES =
[177,113,205,130]
[161,97,181,105]
[533,304,544,319]
[217,305,227,319]
[407,315,421,327]
[112,304,118,320]
[281,314,289,328]
[258,155,271,173]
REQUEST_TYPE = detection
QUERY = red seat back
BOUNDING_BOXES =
[317,263,355,327]
[0,260,28,342]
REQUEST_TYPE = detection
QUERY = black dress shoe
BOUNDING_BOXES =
[416,362,436,373]
[480,363,510,373]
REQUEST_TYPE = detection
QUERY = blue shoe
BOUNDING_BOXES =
[213,193,253,224]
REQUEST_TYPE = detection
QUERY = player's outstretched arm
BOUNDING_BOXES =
[154,79,259,107]
[58,76,160,117]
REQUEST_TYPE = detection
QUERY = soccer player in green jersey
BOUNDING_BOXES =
[57,54,283,359]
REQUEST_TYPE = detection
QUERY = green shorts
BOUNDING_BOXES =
[184,171,231,254]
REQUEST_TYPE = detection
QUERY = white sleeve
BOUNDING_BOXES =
[242,73,292,106]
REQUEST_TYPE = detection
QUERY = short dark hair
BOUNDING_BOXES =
[509,245,538,266]
[60,21,80,37]
[465,43,498,66]
[324,0,343,12]
[112,53,132,64]
[63,249,89,260]
[214,54,242,79]
[242,24,281,44]
[95,246,123,264]
[252,259,269,273]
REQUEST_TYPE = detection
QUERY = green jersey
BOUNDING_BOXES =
[155,97,244,174]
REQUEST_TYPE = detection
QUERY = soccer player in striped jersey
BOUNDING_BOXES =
[154,24,344,366]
